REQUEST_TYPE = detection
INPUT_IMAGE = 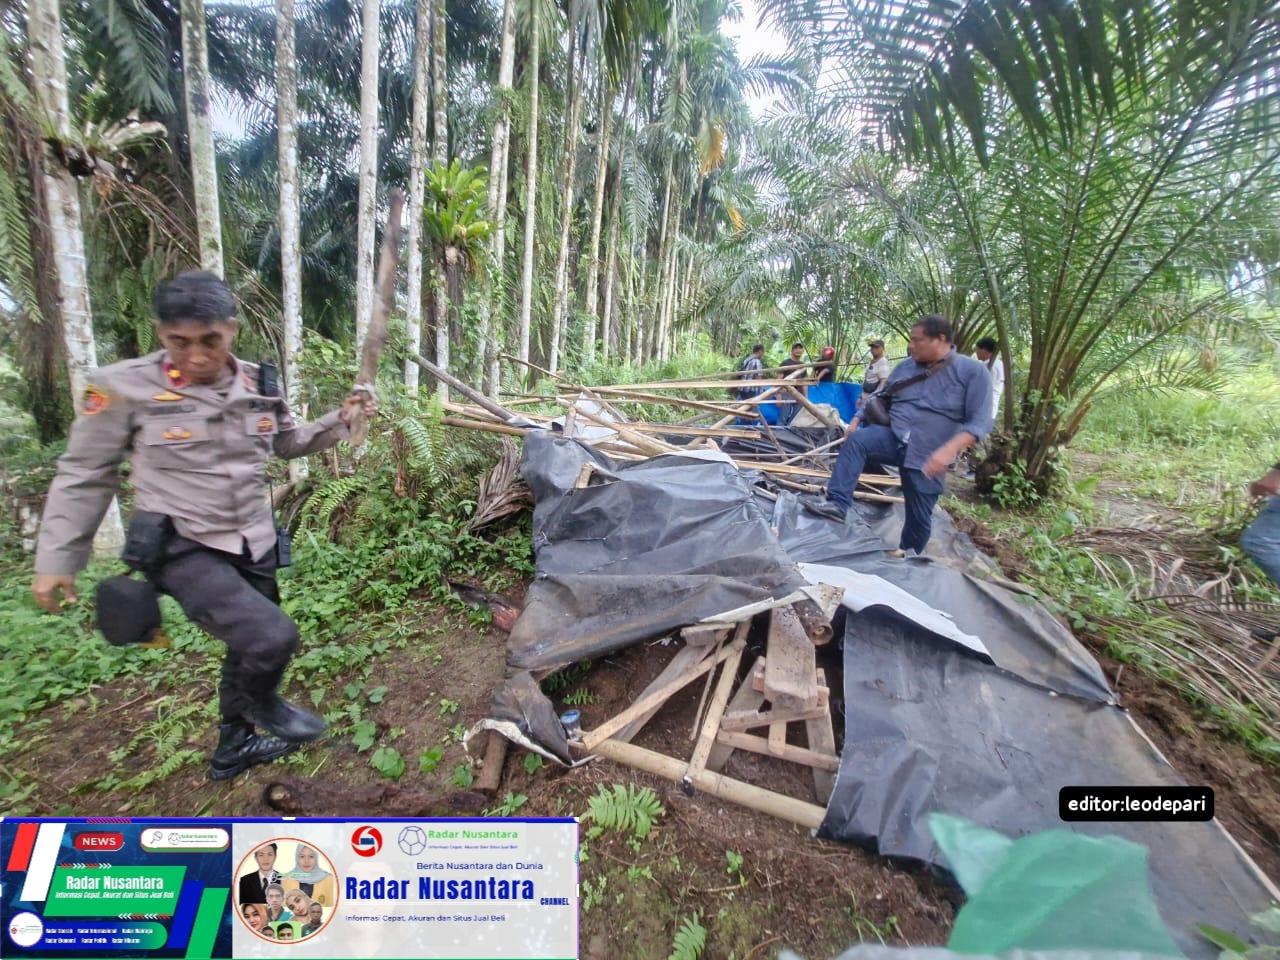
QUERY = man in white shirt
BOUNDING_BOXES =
[863,339,892,395]
[975,337,1004,421]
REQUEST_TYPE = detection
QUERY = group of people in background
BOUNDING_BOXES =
[735,342,837,401]
[237,841,334,942]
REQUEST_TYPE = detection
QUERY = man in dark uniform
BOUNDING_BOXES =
[32,272,375,779]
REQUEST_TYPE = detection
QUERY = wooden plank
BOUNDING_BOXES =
[580,639,745,750]
[721,700,829,732]
[805,668,839,804]
[705,658,766,774]
[587,738,826,830]
[681,623,731,646]
[685,624,750,779]
[768,721,787,756]
[614,641,716,744]
[715,731,840,772]
[763,606,818,707]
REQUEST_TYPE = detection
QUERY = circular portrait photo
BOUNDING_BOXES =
[234,839,338,943]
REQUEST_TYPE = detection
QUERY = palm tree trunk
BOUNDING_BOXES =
[180,0,223,274]
[516,5,540,370]
[483,0,517,395]
[600,74,633,363]
[549,12,584,375]
[28,0,124,553]
[275,0,306,481]
[403,0,430,395]
[601,186,621,361]
[582,65,612,365]
[354,0,381,357]
[430,0,449,399]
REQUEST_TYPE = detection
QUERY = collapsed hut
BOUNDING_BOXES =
[415,356,1279,957]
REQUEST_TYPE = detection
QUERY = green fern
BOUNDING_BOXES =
[540,661,594,694]
[302,476,365,526]
[668,914,706,960]
[118,749,202,792]
[584,783,665,840]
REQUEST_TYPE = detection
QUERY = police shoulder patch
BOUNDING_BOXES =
[82,385,111,416]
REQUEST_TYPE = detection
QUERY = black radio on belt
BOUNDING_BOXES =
[258,359,280,397]
[276,526,293,568]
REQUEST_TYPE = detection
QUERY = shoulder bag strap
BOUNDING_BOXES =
[878,351,954,397]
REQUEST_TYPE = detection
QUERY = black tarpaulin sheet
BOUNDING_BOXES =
[508,434,806,671]
[766,496,1274,955]
[493,435,1275,953]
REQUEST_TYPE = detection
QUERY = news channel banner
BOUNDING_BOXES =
[3,818,579,959]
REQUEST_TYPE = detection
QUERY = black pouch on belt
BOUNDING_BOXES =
[96,575,165,646]
[120,511,173,574]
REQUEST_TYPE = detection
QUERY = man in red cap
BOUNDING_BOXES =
[814,346,837,383]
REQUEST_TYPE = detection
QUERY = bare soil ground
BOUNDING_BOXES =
[16,600,951,960]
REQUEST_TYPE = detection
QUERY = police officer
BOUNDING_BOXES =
[31,271,375,779]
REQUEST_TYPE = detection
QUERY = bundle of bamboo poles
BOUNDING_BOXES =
[411,353,902,504]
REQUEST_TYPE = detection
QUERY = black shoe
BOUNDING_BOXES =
[799,494,848,523]
[242,694,328,743]
[209,722,297,780]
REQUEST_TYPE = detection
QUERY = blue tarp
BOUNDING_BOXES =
[751,381,864,425]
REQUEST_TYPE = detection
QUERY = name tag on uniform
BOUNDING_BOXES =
[141,418,210,446]
[245,412,279,436]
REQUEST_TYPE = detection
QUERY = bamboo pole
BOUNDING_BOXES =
[588,738,826,829]
[556,398,677,456]
[561,385,759,419]
[580,639,746,750]
[781,385,841,430]
[686,622,749,779]
[411,353,519,422]
[780,437,846,466]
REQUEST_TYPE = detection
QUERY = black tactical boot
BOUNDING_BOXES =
[242,693,328,743]
[210,722,297,780]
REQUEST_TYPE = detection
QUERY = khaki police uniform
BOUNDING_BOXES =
[35,350,350,721]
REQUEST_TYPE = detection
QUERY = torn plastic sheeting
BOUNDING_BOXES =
[471,669,573,765]
[798,561,989,659]
[821,612,1274,956]
[771,492,1112,703]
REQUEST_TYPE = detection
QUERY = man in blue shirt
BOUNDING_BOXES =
[801,314,992,555]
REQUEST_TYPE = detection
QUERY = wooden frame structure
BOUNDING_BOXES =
[567,587,845,830]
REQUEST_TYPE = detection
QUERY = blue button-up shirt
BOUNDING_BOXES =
[885,348,993,491]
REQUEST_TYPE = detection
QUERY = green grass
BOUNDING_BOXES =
[1074,363,1280,530]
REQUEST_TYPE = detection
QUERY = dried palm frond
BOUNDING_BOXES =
[467,439,532,533]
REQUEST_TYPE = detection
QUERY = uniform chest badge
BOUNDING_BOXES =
[162,426,194,441]
[162,362,188,388]
[152,390,185,402]
[256,416,275,434]
[82,385,110,416]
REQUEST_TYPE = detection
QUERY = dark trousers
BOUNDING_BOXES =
[152,535,298,722]
[827,425,941,554]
